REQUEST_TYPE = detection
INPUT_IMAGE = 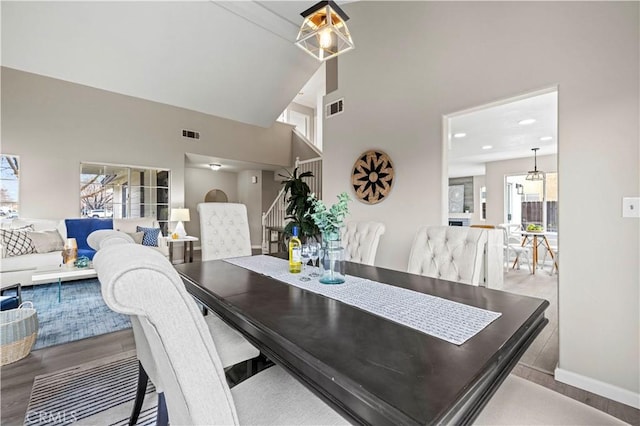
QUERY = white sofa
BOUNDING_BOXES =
[0,217,169,287]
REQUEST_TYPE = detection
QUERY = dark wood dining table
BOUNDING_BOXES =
[175,257,549,426]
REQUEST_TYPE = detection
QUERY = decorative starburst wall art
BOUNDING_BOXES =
[351,150,394,204]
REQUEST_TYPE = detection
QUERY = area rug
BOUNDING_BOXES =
[20,279,131,350]
[25,350,157,426]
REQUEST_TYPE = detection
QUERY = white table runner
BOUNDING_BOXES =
[223,255,501,345]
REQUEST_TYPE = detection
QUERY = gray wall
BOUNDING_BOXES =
[292,129,321,162]
[237,169,263,247]
[261,170,282,213]
[324,2,638,405]
[1,67,292,220]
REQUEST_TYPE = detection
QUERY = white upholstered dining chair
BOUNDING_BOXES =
[94,244,349,425]
[90,231,258,425]
[340,221,386,265]
[407,226,487,285]
[197,202,252,260]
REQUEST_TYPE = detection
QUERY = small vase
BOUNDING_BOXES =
[319,232,345,284]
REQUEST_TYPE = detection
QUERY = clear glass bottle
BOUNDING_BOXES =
[288,226,302,273]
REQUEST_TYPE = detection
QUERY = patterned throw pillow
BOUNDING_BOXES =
[136,226,161,247]
[0,226,36,256]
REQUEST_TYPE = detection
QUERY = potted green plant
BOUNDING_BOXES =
[279,167,319,240]
[307,192,351,284]
[307,192,351,241]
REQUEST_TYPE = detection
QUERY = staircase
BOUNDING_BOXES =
[262,156,322,253]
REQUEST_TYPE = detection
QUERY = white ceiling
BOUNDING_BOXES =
[1,1,330,128]
[4,1,551,177]
[184,152,285,173]
[448,90,558,177]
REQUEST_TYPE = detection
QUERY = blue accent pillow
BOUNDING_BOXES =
[136,226,161,246]
[65,218,113,259]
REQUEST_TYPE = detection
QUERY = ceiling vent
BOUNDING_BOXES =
[325,98,344,118]
[182,129,200,140]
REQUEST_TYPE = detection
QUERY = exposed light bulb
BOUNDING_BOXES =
[319,29,332,49]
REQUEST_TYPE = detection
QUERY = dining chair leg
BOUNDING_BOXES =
[156,393,169,426]
[129,361,148,426]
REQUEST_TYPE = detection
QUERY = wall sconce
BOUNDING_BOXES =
[295,0,354,61]
[251,176,258,184]
[516,183,524,195]
[209,163,222,171]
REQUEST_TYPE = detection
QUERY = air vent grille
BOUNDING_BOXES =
[325,98,344,118]
[182,129,200,139]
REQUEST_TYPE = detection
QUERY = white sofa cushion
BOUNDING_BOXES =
[29,230,64,253]
[1,251,63,272]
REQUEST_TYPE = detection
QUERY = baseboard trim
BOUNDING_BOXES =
[555,367,640,409]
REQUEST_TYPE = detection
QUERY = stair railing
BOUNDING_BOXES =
[261,156,322,253]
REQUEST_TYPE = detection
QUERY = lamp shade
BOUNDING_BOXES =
[170,208,190,222]
[295,0,354,61]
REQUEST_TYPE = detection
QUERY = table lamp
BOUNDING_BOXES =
[170,208,190,238]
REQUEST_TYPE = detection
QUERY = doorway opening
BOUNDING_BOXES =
[442,86,559,375]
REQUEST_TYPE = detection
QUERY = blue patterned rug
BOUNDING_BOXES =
[20,279,131,350]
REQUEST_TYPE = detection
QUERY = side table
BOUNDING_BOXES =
[167,236,199,264]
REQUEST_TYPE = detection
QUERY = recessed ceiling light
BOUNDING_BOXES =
[209,163,222,171]
[518,118,536,125]
[482,145,493,150]
[453,133,467,138]
[539,136,553,141]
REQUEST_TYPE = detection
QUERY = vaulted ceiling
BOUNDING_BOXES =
[1,1,335,128]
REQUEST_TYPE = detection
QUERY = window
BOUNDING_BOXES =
[0,155,20,218]
[505,173,557,232]
[80,163,170,234]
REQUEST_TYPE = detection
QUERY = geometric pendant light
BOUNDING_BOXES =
[295,1,354,61]
[526,147,545,181]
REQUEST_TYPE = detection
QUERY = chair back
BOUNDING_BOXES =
[94,244,238,425]
[87,230,135,250]
[407,226,487,285]
[340,221,386,266]
[197,203,252,261]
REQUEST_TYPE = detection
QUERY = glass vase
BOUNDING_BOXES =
[319,233,345,284]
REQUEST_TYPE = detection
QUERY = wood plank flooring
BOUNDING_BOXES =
[1,329,135,425]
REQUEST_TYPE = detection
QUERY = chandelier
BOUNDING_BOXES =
[526,148,545,181]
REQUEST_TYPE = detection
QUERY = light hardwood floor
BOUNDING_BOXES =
[2,254,638,425]
[501,264,559,374]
